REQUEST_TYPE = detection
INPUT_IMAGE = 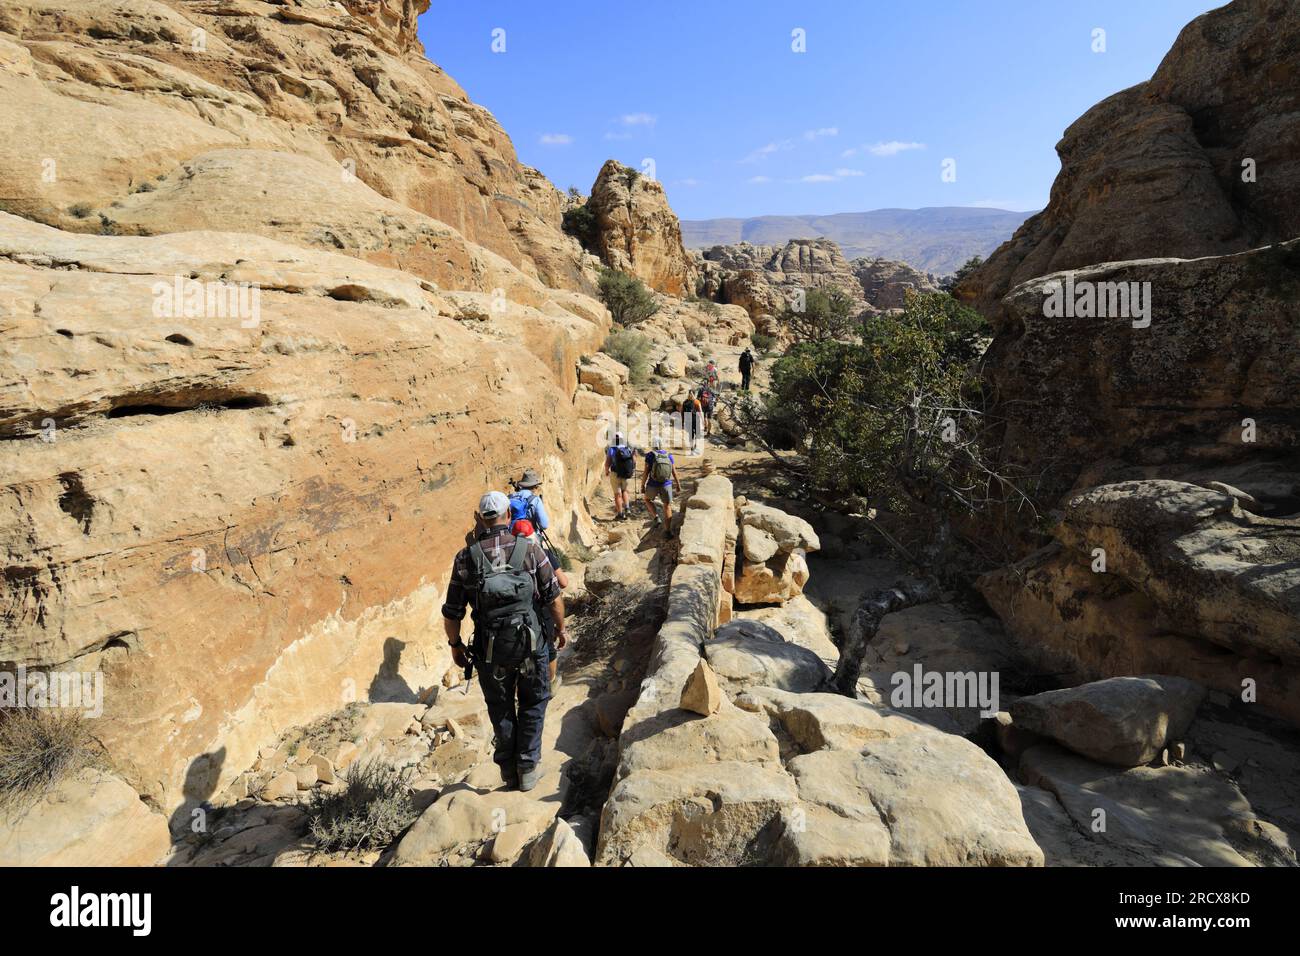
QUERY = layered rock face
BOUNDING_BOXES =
[585,160,696,296]
[966,0,1300,728]
[961,0,1300,317]
[0,0,592,292]
[0,0,610,823]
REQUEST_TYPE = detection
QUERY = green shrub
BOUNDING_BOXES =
[776,287,860,344]
[67,202,93,219]
[598,267,660,327]
[562,203,597,251]
[0,709,100,813]
[602,328,653,384]
[304,758,416,853]
[754,291,992,516]
[750,331,777,353]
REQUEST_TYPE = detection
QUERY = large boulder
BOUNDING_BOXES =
[779,737,1043,867]
[391,788,558,867]
[583,549,649,597]
[0,768,170,866]
[1010,676,1205,767]
[981,479,1300,725]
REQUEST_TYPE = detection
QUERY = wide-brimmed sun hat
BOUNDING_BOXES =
[517,469,542,489]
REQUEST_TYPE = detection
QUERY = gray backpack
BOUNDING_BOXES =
[469,536,540,672]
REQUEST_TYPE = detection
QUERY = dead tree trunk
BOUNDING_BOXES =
[832,578,940,696]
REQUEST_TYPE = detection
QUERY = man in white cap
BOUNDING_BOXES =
[442,490,565,791]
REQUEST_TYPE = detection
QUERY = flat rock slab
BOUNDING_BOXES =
[706,619,831,694]
[1018,744,1290,867]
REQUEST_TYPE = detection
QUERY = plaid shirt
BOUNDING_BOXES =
[441,526,561,625]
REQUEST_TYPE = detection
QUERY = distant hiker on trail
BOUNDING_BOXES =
[681,390,703,453]
[604,431,637,521]
[739,348,754,391]
[511,517,568,693]
[442,491,564,792]
[508,469,550,531]
[642,447,680,539]
[698,386,716,437]
[703,358,720,391]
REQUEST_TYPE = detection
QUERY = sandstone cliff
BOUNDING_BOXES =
[965,0,1300,728]
[960,0,1300,318]
[0,0,610,819]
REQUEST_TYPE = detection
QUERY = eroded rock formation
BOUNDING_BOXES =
[960,0,1300,318]
[0,0,610,827]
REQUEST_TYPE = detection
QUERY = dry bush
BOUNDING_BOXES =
[304,757,417,853]
[0,708,101,813]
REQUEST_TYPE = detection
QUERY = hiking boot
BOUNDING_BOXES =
[517,764,541,792]
[664,528,676,541]
[497,762,518,789]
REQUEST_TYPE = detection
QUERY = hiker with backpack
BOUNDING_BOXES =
[442,491,565,792]
[603,431,637,520]
[739,348,754,391]
[508,469,550,531]
[681,390,704,453]
[698,386,716,437]
[642,447,680,539]
[704,359,720,391]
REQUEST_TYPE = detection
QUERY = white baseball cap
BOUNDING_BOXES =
[478,491,510,518]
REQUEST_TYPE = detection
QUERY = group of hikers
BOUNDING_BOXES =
[671,349,755,453]
[438,348,757,792]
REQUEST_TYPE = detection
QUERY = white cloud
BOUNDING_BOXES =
[747,175,772,184]
[868,140,926,157]
[801,173,837,183]
[803,127,839,140]
[603,131,633,141]
[620,113,657,127]
[539,133,572,146]
[742,139,794,163]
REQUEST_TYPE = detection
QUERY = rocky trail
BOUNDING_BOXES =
[160,352,1300,867]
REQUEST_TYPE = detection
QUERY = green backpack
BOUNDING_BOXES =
[649,451,673,483]
[469,536,540,671]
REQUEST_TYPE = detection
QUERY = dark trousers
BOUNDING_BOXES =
[477,644,551,772]
[741,368,751,390]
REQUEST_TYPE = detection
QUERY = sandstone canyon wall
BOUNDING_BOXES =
[0,0,611,812]
[965,0,1300,725]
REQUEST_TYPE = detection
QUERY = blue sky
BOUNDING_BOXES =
[419,1,1219,220]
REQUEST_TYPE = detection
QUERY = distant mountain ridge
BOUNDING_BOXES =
[681,206,1035,275]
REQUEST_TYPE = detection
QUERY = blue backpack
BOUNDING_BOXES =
[508,492,536,524]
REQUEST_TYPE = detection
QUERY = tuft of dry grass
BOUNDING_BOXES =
[0,708,101,814]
